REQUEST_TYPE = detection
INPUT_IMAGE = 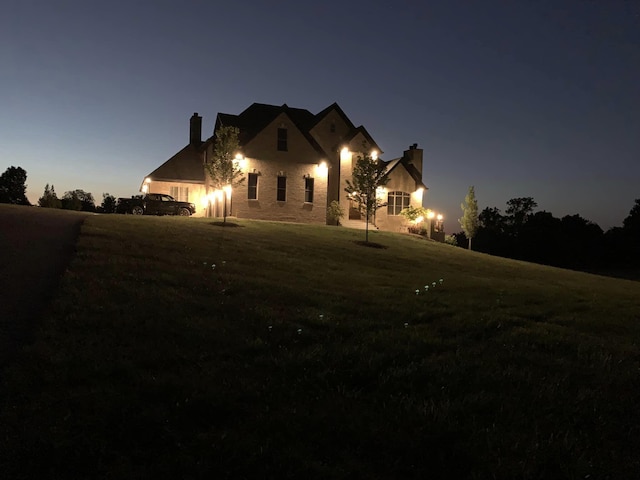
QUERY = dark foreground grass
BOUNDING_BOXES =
[2,214,640,479]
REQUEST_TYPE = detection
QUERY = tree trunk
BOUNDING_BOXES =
[365,206,369,242]
[223,194,227,224]
[468,237,472,250]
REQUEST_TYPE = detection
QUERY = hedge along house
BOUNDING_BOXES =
[142,102,428,231]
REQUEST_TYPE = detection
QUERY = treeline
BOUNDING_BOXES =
[454,197,640,277]
[0,165,118,213]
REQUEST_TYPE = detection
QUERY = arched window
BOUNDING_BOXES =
[387,191,410,215]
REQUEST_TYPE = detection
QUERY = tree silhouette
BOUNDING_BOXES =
[0,166,30,205]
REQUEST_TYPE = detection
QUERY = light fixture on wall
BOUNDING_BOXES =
[303,173,311,179]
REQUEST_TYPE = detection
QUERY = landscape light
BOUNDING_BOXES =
[427,211,435,219]
[223,185,232,196]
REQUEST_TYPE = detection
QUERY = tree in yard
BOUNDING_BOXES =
[344,151,390,242]
[38,184,62,208]
[100,193,117,213]
[204,125,244,223]
[458,186,479,250]
[0,166,30,205]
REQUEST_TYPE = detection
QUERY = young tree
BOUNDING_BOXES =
[204,125,244,223]
[344,151,390,242]
[38,184,62,208]
[0,166,30,205]
[101,193,117,213]
[459,186,479,250]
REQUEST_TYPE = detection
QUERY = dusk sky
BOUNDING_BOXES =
[1,0,638,230]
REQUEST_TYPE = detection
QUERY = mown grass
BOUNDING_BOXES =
[2,214,639,479]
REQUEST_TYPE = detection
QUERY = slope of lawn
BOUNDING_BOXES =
[2,214,639,479]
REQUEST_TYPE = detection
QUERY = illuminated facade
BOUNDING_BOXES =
[143,103,428,231]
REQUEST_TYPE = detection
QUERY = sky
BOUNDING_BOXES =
[1,0,638,231]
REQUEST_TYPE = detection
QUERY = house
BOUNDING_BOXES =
[142,102,428,232]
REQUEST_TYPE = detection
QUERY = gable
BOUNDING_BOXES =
[243,112,325,163]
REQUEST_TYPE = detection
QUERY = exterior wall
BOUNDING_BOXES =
[205,112,328,224]
[375,166,422,231]
[142,180,207,217]
[309,108,352,209]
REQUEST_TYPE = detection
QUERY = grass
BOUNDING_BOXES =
[2,214,640,479]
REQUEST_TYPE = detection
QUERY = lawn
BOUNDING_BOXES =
[2,214,639,479]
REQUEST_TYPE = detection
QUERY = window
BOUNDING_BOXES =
[248,173,258,200]
[330,122,336,133]
[387,191,410,215]
[169,187,189,202]
[277,128,288,151]
[304,177,314,203]
[277,176,287,201]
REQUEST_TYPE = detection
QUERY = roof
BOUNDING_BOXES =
[214,102,383,159]
[383,156,428,190]
[146,144,205,183]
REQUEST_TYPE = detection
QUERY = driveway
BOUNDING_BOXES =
[0,205,90,367]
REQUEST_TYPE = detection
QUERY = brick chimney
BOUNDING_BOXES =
[190,113,202,146]
[403,143,423,177]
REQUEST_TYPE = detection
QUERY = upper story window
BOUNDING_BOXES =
[304,177,314,203]
[387,191,411,216]
[247,173,258,200]
[330,122,336,133]
[277,128,288,151]
[277,176,287,201]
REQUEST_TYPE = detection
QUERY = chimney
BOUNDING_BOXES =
[403,143,423,177]
[190,112,202,145]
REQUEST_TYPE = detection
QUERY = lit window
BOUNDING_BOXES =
[277,176,287,201]
[169,186,189,202]
[277,128,288,151]
[248,173,258,200]
[387,191,410,215]
[304,177,314,203]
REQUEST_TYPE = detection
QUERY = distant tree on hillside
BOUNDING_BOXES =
[622,198,640,236]
[344,151,390,243]
[0,166,30,205]
[62,190,95,211]
[505,197,537,232]
[38,184,62,208]
[459,186,479,250]
[205,125,244,224]
[100,193,117,213]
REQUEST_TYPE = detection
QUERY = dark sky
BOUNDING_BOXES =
[1,0,638,230]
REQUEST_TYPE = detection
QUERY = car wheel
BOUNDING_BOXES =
[131,206,144,215]
[178,207,191,216]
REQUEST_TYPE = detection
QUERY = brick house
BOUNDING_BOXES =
[143,102,428,231]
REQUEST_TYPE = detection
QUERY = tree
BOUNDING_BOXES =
[622,198,640,236]
[38,184,62,208]
[0,166,30,205]
[459,186,479,250]
[344,151,390,242]
[204,125,244,223]
[100,193,117,213]
[62,190,95,211]
[505,197,538,231]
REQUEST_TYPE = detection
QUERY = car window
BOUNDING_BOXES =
[162,195,174,202]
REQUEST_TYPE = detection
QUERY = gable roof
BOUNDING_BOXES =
[147,144,205,183]
[216,103,327,157]
[383,156,428,190]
